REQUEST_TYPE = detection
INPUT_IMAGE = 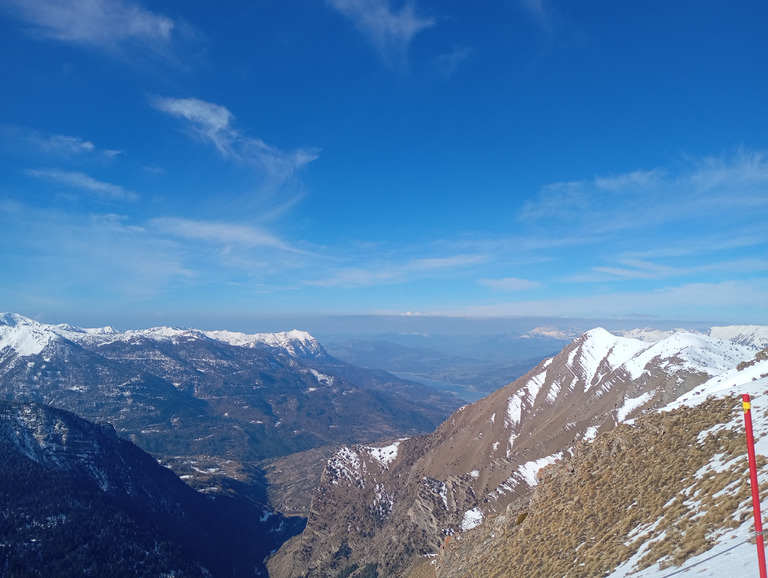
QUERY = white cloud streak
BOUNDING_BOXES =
[26,169,138,201]
[308,253,488,288]
[150,217,298,252]
[518,151,768,234]
[1,0,178,54]
[2,126,123,158]
[32,133,95,154]
[327,0,434,65]
[151,96,319,185]
[479,277,541,291]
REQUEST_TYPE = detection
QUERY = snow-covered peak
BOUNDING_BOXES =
[0,313,60,356]
[709,325,768,350]
[0,313,134,356]
[54,323,119,335]
[617,327,692,343]
[203,329,325,358]
[0,312,35,327]
[571,328,652,383]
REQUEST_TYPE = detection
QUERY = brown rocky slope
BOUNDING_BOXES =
[267,329,757,577]
[427,394,756,577]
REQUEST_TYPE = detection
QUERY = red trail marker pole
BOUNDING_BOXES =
[743,393,767,578]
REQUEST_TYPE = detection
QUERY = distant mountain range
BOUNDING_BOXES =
[0,312,461,458]
[268,326,768,578]
[0,313,463,526]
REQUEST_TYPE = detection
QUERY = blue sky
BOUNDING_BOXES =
[1,0,767,330]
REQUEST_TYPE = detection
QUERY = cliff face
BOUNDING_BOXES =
[268,329,757,578]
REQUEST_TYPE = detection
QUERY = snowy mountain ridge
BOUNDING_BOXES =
[617,324,768,349]
[0,312,326,359]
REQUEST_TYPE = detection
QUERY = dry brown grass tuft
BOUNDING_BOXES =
[432,395,755,578]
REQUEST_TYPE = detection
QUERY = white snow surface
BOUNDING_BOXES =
[203,329,322,356]
[461,507,484,531]
[505,394,523,429]
[618,327,689,342]
[709,325,768,350]
[616,391,655,422]
[575,328,651,389]
[365,442,400,467]
[0,314,58,356]
[621,332,753,381]
[517,454,560,487]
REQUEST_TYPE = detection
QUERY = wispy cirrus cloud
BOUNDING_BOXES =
[327,0,434,66]
[0,0,200,67]
[437,46,472,77]
[151,96,319,186]
[1,126,123,158]
[0,204,192,302]
[308,253,488,288]
[149,217,299,253]
[518,0,557,32]
[0,0,194,62]
[568,257,768,284]
[518,151,768,234]
[25,169,138,201]
[28,131,95,155]
[479,277,541,291]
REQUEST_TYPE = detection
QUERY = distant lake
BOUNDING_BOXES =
[392,372,488,403]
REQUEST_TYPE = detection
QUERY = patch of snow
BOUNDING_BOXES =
[616,391,655,422]
[366,442,400,467]
[518,454,560,487]
[461,507,484,531]
[309,368,334,386]
[524,368,548,403]
[505,394,523,429]
[582,426,599,442]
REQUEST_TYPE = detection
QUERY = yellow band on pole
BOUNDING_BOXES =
[744,401,752,413]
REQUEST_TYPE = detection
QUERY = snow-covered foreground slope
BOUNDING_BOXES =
[607,355,768,578]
